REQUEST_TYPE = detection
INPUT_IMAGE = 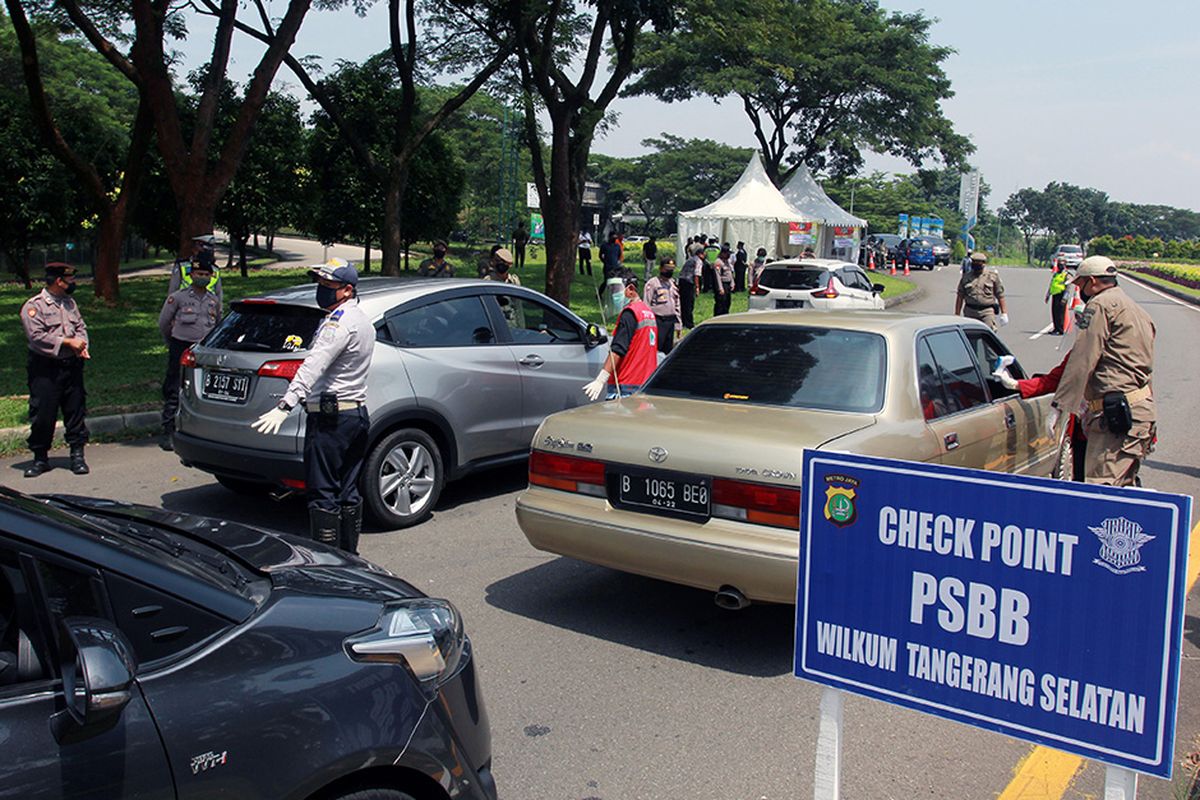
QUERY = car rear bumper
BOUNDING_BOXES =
[515,487,798,604]
[174,431,304,484]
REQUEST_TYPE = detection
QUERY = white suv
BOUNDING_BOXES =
[1052,244,1083,269]
[748,259,885,311]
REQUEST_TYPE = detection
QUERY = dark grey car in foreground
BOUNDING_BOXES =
[173,277,608,529]
[0,487,495,799]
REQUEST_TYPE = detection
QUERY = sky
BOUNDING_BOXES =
[177,0,1200,212]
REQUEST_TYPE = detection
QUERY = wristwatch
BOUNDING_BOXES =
[277,400,293,412]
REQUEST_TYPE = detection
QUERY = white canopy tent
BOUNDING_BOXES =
[780,163,867,262]
[676,153,814,261]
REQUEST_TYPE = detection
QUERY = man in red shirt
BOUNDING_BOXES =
[583,270,658,400]
[993,353,1086,481]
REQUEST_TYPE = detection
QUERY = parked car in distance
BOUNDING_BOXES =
[860,234,903,268]
[897,237,939,269]
[0,487,495,800]
[748,259,885,311]
[515,311,1061,606]
[173,277,609,529]
[928,236,952,265]
[1052,244,1084,269]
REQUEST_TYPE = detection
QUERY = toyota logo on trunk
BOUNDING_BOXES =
[648,447,668,463]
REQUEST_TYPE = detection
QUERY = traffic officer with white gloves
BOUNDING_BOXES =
[251,259,374,552]
[954,251,1008,329]
[157,259,221,451]
[1049,256,1155,486]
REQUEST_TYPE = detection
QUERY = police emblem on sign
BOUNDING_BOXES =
[822,474,860,528]
[1089,516,1154,574]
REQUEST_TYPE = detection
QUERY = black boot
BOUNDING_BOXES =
[339,502,363,554]
[159,427,174,452]
[23,451,50,478]
[69,446,89,476]
[309,507,340,548]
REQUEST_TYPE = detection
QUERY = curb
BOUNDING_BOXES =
[884,284,925,309]
[1121,272,1200,307]
[0,411,161,452]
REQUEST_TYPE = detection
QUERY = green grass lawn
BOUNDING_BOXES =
[0,253,917,431]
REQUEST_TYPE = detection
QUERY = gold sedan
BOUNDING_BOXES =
[515,311,1064,606]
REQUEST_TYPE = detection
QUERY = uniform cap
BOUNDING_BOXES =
[193,234,217,246]
[193,249,217,270]
[494,247,514,265]
[307,258,358,286]
[969,251,988,263]
[1075,255,1118,279]
[45,262,76,280]
[659,257,676,269]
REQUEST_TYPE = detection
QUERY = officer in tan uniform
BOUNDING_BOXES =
[158,261,222,450]
[1050,256,1155,486]
[19,263,90,477]
[954,251,1009,330]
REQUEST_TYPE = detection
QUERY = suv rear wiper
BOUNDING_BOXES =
[225,341,275,352]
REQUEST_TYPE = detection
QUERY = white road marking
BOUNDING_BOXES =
[1122,273,1200,314]
[1029,324,1053,341]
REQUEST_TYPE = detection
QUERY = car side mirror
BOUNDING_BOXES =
[585,322,608,349]
[50,617,137,744]
[872,283,885,294]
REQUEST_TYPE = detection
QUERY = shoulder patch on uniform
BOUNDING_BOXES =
[167,295,175,304]
[26,306,36,317]
[330,309,344,321]
[1078,306,1096,329]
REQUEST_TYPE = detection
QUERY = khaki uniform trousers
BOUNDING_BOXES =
[1081,399,1155,486]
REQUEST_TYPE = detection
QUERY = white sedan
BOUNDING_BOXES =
[748,258,885,311]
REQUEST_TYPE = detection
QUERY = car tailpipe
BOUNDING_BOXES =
[714,585,750,611]
[269,487,297,502]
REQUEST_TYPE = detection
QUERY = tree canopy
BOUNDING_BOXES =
[628,0,972,184]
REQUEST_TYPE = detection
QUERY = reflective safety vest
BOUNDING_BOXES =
[610,299,658,388]
[1049,269,1068,296]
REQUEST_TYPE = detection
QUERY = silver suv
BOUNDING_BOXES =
[173,277,608,529]
[1052,244,1083,268]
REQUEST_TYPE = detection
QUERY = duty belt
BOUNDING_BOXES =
[305,400,364,412]
[964,301,994,311]
[1086,385,1152,413]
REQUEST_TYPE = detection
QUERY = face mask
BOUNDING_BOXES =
[316,285,340,309]
[434,249,446,258]
[1078,283,1092,302]
[661,270,674,279]
[64,282,77,294]
[971,265,984,272]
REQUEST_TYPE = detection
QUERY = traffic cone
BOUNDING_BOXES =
[903,259,910,276]
[868,251,876,270]
[889,258,897,276]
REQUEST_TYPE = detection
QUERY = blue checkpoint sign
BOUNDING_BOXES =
[794,451,1192,778]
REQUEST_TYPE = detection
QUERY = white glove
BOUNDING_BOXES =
[998,312,1009,327]
[1047,406,1061,439]
[583,369,610,401]
[252,406,289,435]
[993,370,1018,391]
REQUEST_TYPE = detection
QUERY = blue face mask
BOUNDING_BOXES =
[316,285,340,309]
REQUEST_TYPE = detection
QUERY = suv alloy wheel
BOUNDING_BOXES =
[363,428,445,529]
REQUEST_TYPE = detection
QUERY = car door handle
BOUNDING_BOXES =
[944,432,959,450]
[1004,407,1016,429]
[519,355,544,368]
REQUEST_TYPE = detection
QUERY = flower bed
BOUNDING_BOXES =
[1120,261,1200,291]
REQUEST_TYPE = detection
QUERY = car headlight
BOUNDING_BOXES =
[344,599,465,686]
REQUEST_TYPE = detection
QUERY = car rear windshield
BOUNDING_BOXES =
[759,268,829,290]
[205,302,325,353]
[910,238,933,248]
[644,325,887,412]
[1058,245,1082,253]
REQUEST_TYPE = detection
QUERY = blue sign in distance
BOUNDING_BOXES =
[795,451,1192,778]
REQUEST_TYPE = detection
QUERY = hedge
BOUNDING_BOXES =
[1088,234,1200,262]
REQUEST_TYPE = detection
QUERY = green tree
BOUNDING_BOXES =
[505,0,676,306]
[218,92,305,274]
[2,7,151,300]
[629,0,971,184]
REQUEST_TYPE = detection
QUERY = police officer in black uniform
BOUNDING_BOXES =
[251,260,374,552]
[20,263,90,477]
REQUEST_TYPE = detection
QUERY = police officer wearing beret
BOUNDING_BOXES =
[1050,256,1155,486]
[955,251,1008,330]
[251,260,373,552]
[20,263,91,477]
[158,260,222,450]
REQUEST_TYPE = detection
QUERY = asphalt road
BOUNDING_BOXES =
[2,264,1197,799]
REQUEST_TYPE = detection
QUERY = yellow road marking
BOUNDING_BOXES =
[998,517,1200,799]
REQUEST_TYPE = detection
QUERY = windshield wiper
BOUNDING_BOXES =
[224,341,274,352]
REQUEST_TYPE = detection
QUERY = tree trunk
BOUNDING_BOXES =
[92,209,126,303]
[266,231,275,253]
[176,197,218,259]
[253,231,259,249]
[363,240,371,273]
[381,164,410,276]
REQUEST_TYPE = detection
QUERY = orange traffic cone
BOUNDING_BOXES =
[903,259,910,276]
[868,251,875,270]
[889,258,897,275]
